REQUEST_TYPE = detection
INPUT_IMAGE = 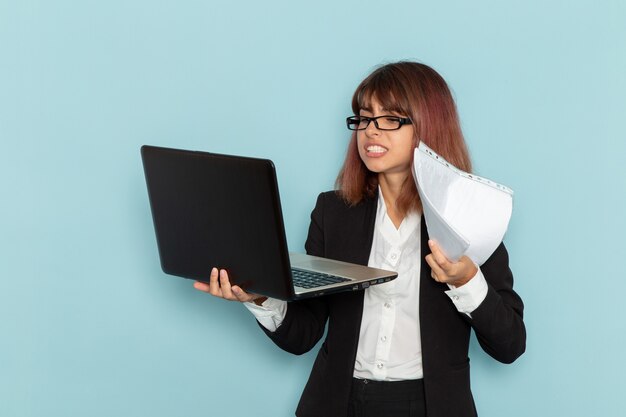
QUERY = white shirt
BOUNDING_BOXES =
[245,191,488,381]
[354,191,422,380]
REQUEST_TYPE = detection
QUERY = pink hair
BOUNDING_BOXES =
[336,61,472,215]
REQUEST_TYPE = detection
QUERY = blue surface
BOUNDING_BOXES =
[1,1,625,416]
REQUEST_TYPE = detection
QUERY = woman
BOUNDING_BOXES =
[194,61,526,417]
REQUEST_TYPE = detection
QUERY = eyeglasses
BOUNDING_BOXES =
[346,115,412,131]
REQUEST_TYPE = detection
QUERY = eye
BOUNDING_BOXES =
[379,116,401,129]
[357,116,371,126]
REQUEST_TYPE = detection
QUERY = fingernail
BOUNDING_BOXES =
[211,267,217,274]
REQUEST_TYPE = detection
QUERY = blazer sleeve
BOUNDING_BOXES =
[259,193,330,355]
[469,242,526,364]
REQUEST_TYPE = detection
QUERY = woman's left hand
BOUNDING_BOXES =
[425,240,477,287]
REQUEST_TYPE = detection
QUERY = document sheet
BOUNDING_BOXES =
[412,142,513,265]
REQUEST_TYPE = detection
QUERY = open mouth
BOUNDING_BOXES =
[365,145,388,155]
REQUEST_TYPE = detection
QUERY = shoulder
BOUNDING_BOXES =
[310,190,378,238]
[316,190,344,206]
[314,190,377,214]
[307,190,378,264]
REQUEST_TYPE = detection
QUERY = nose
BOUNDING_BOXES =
[364,118,381,136]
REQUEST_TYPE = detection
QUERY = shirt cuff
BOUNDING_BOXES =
[445,268,488,317]
[243,297,287,332]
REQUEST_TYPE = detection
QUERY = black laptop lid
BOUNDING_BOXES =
[141,145,294,299]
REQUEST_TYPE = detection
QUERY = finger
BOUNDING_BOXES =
[428,240,453,272]
[193,281,210,292]
[208,267,222,297]
[425,254,448,282]
[219,269,235,299]
[425,253,443,274]
[424,253,435,270]
[231,285,253,302]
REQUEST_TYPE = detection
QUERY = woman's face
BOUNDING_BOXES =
[356,97,415,178]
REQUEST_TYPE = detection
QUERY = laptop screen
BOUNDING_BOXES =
[141,145,293,298]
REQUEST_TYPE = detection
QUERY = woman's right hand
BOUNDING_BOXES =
[193,267,266,305]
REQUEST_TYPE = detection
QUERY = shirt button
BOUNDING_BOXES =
[384,302,391,308]
[390,254,397,260]
[453,295,460,301]
[377,363,384,369]
[381,336,387,342]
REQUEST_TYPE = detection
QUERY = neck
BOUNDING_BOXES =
[378,172,408,203]
[378,172,409,228]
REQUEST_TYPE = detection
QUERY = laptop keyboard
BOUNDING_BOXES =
[291,268,350,289]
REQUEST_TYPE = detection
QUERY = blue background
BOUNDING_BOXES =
[1,1,625,416]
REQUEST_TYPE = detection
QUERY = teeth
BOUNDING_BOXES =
[367,145,387,153]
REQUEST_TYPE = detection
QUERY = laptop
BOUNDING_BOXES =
[141,145,397,300]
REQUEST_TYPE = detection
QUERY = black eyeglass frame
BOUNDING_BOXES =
[346,115,413,131]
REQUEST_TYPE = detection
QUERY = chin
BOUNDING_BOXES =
[361,161,385,173]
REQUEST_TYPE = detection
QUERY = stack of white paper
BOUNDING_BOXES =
[412,142,513,265]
